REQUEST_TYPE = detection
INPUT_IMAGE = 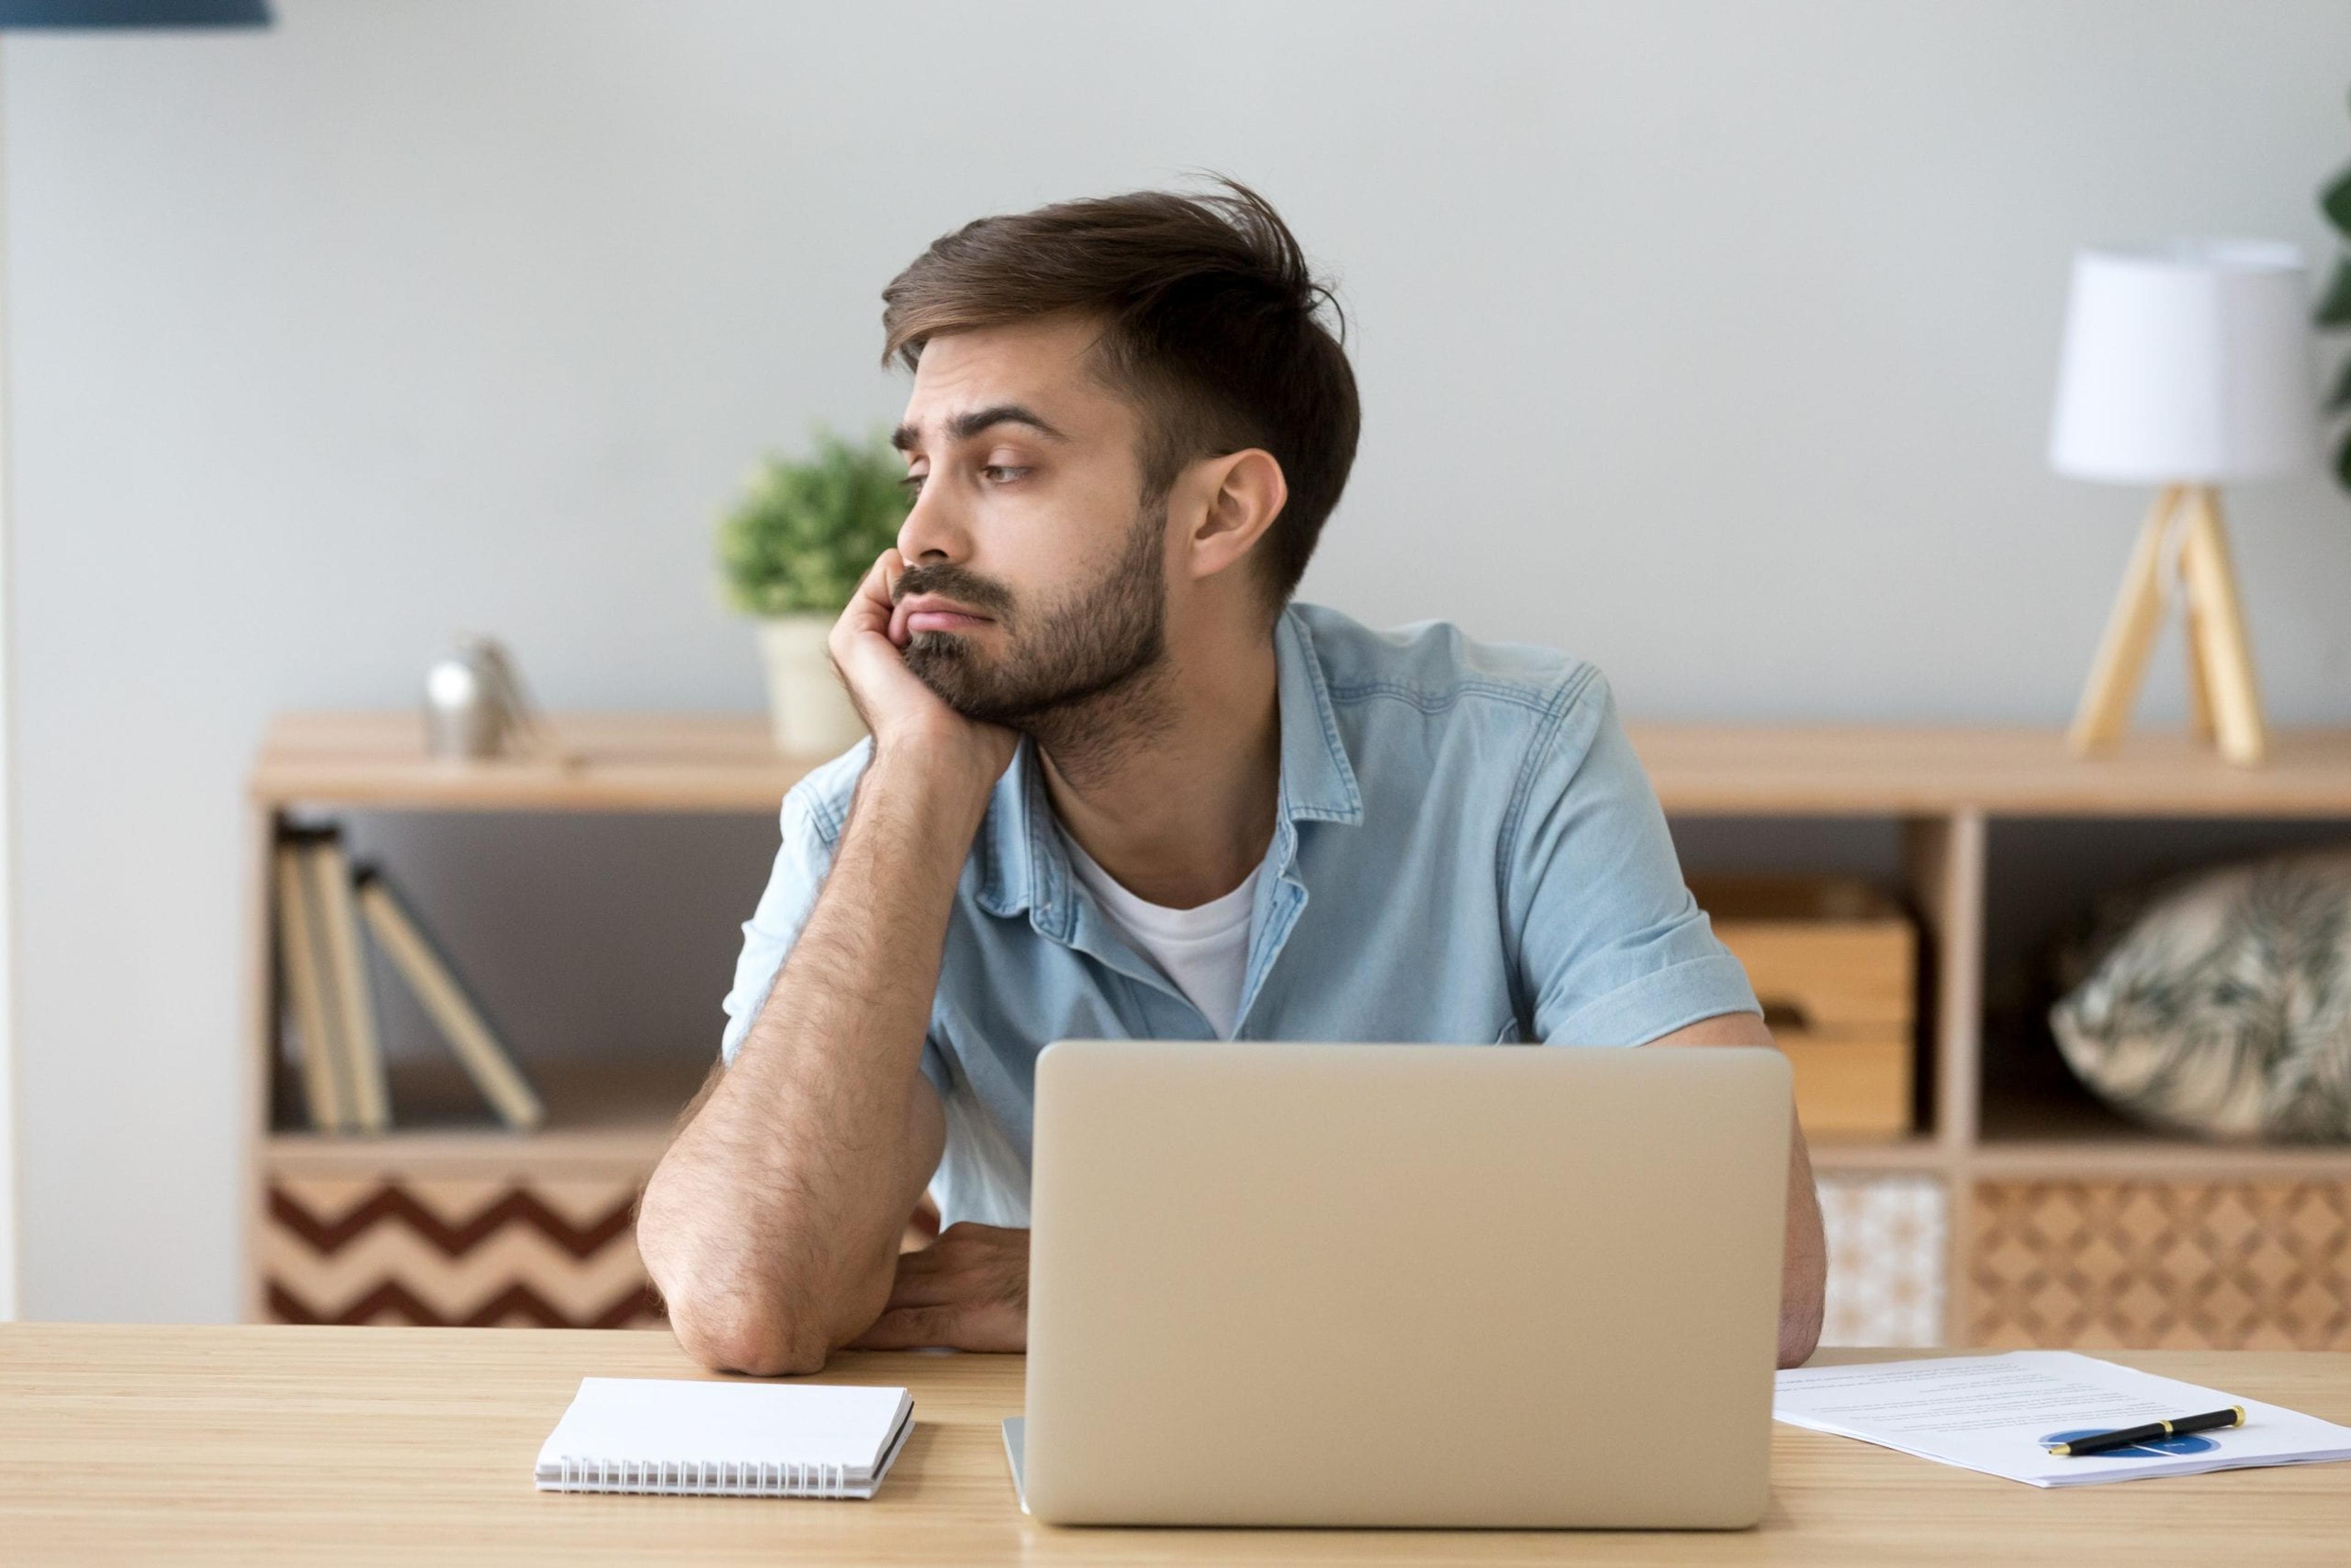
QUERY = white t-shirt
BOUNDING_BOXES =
[1062,831,1260,1039]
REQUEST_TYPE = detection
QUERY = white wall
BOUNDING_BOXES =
[9,0,2351,1321]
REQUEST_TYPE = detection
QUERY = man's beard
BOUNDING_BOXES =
[898,498,1168,731]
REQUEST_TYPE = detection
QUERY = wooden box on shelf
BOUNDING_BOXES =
[1690,876,1916,1139]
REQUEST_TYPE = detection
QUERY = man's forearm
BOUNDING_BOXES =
[1644,1010,1828,1367]
[1775,1123,1827,1367]
[638,753,984,1373]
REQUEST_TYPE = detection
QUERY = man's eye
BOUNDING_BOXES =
[981,465,1029,484]
[899,472,926,493]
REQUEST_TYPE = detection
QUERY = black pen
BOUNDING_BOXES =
[2046,1406,2246,1456]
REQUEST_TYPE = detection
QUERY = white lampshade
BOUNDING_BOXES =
[2047,241,2319,484]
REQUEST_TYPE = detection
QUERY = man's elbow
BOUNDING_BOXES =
[636,1184,836,1376]
[664,1289,835,1378]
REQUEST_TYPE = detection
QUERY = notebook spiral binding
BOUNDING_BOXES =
[549,1455,850,1498]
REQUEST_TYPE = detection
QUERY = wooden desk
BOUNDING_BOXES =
[4,1326,2348,1564]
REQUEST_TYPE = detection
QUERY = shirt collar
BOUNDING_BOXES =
[1270,603,1365,826]
[974,604,1363,929]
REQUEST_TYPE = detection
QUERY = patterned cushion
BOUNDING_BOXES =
[2049,846,2351,1142]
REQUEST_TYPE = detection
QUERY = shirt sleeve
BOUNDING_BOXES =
[1504,667,1760,1045]
[718,781,953,1095]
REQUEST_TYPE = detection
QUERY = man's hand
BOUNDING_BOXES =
[830,548,1016,787]
[846,1222,1030,1352]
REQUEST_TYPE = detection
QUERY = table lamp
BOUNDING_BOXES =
[2049,241,2319,767]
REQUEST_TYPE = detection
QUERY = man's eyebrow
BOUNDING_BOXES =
[892,404,1069,454]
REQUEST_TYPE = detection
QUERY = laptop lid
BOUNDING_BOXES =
[1021,1040,1790,1528]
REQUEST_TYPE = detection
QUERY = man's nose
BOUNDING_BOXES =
[898,482,969,567]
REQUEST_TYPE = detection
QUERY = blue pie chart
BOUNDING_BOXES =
[2042,1428,2219,1458]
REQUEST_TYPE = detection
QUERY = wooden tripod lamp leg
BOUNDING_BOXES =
[2068,486,2181,757]
[2177,485,2268,766]
[2181,497,2215,742]
[2183,597,2216,742]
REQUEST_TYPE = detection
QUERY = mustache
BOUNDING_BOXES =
[893,563,1016,620]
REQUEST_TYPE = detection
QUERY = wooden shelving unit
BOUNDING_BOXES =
[243,713,2351,1346]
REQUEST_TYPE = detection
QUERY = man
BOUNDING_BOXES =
[637,181,1826,1377]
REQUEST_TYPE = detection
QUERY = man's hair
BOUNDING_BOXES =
[881,178,1360,610]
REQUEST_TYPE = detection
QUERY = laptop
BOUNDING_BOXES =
[1010,1039,1791,1528]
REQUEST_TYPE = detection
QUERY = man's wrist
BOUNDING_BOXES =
[858,738,1000,842]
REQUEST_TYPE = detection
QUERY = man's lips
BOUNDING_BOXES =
[905,609,992,633]
[896,595,996,636]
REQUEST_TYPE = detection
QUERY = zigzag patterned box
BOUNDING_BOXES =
[263,1173,666,1329]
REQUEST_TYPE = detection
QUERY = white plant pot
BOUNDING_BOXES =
[755,615,867,757]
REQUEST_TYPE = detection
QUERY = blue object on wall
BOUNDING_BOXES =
[0,1,269,26]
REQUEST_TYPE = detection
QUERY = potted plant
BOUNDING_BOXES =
[716,429,910,754]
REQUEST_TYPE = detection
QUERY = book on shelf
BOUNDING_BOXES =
[272,835,350,1132]
[353,862,547,1131]
[305,830,391,1133]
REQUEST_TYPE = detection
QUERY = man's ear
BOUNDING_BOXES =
[1180,448,1288,584]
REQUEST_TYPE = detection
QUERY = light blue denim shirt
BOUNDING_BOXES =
[718,602,1760,1228]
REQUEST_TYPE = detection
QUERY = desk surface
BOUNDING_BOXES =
[4,1325,2348,1565]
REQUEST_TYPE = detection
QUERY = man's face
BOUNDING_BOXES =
[888,315,1170,727]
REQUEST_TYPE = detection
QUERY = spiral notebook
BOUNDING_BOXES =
[534,1377,915,1499]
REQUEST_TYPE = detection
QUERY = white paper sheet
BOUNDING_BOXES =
[1773,1351,2351,1487]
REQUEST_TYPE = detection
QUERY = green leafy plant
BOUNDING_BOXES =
[716,429,912,617]
[2319,108,2351,488]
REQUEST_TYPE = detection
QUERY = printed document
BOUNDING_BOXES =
[1773,1351,2351,1487]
